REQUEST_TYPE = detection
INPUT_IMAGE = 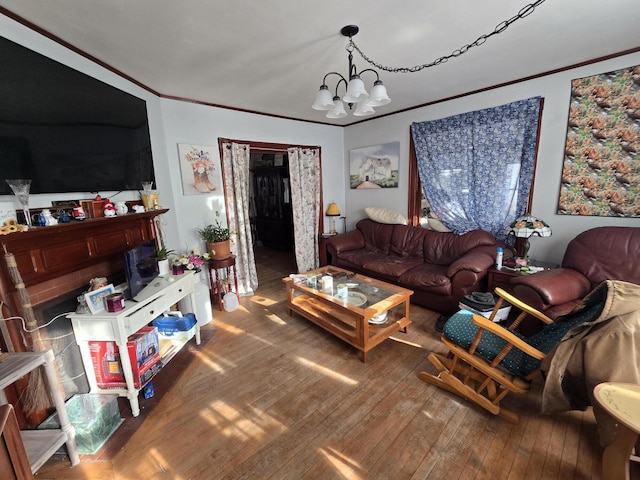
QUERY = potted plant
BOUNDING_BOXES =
[155,246,175,276]
[197,221,232,260]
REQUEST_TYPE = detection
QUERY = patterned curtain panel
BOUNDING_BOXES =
[288,147,321,273]
[221,142,258,295]
[411,97,541,238]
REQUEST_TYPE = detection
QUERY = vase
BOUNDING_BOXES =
[158,259,170,276]
[207,240,231,260]
[6,179,32,227]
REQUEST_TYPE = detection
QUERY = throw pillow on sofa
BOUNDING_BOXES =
[364,207,407,225]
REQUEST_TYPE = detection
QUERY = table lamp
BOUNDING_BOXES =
[326,202,341,235]
[505,214,552,260]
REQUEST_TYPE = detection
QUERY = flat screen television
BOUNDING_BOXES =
[124,240,159,301]
[0,35,155,195]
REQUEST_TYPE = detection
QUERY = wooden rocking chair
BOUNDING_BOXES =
[419,287,582,424]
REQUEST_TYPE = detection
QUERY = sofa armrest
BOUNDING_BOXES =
[325,230,365,256]
[447,251,494,277]
[511,268,592,309]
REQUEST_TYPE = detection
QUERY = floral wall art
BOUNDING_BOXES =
[558,65,640,217]
[178,144,223,195]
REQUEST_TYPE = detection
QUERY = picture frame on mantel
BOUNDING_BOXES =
[177,144,223,195]
[349,142,400,189]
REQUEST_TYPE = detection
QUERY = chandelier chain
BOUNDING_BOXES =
[349,0,547,74]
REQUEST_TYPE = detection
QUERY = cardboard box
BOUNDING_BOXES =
[89,326,161,388]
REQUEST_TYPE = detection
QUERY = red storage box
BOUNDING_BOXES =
[89,326,161,388]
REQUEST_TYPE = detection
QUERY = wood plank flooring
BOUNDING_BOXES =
[34,248,625,479]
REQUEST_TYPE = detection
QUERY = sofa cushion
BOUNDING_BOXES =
[398,263,452,295]
[389,223,429,257]
[356,219,395,254]
[423,229,496,265]
[362,256,423,278]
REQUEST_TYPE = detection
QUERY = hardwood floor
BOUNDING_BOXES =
[35,247,619,479]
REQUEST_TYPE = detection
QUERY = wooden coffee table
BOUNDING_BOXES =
[283,266,413,362]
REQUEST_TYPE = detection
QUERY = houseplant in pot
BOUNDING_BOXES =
[155,246,175,276]
[197,221,232,260]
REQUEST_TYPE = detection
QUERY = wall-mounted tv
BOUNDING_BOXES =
[0,36,155,195]
[124,240,159,301]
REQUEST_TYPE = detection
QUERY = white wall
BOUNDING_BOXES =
[344,51,640,264]
[0,16,344,258]
[158,99,343,252]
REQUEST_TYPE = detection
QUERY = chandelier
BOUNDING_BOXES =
[312,25,390,119]
[312,1,547,120]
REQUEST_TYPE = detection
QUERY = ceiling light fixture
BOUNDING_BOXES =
[312,25,390,119]
[313,1,547,120]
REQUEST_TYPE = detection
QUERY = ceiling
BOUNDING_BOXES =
[1,0,639,126]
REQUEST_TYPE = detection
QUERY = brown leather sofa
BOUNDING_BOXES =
[511,226,640,320]
[325,218,506,313]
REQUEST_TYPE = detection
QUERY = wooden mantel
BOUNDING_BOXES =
[0,209,167,353]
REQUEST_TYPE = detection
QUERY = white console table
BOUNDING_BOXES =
[68,271,200,417]
[0,350,80,472]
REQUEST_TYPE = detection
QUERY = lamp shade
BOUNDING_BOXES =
[312,85,334,110]
[353,100,375,117]
[326,98,347,119]
[326,202,341,216]
[367,80,391,107]
[343,75,369,103]
[505,215,552,238]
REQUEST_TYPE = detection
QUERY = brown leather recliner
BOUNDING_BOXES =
[511,226,640,320]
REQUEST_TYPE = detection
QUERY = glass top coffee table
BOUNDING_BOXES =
[283,266,413,362]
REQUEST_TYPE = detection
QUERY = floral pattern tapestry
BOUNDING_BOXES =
[558,66,640,217]
[178,144,223,195]
[411,97,541,238]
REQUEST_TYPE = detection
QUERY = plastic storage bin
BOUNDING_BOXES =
[152,312,197,341]
[38,393,122,455]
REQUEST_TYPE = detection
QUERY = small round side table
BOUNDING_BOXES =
[208,255,240,311]
[593,382,640,480]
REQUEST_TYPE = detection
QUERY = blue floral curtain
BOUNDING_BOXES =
[411,97,541,238]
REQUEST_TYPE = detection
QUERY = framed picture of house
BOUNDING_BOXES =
[557,65,639,217]
[349,142,400,189]
[177,144,223,195]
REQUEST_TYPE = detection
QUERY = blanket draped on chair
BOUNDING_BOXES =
[541,280,640,446]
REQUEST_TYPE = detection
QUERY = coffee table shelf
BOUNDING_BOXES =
[284,267,413,362]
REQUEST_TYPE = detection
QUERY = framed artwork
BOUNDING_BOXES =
[349,142,400,189]
[557,65,639,217]
[84,284,115,314]
[177,144,223,195]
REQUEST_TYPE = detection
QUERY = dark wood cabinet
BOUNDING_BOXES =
[251,164,293,251]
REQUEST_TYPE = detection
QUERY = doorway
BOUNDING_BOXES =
[218,138,323,294]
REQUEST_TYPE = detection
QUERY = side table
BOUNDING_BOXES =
[593,382,640,480]
[486,260,559,294]
[208,255,240,311]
